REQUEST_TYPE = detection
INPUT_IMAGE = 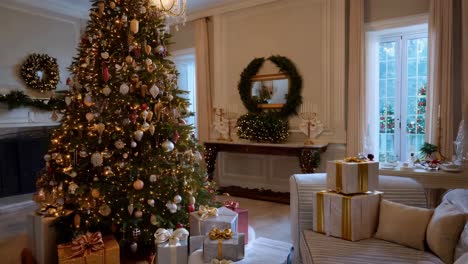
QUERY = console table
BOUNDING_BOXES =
[203,141,328,181]
[379,168,468,207]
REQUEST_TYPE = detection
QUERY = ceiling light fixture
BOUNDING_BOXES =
[150,0,187,31]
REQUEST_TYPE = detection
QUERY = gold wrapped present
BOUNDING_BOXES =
[326,159,379,194]
[312,191,382,241]
[57,232,120,264]
[189,206,238,236]
[203,228,245,263]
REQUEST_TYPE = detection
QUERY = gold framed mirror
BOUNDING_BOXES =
[250,73,290,109]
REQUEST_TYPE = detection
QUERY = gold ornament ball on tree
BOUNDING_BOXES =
[91,188,100,198]
[99,204,112,216]
[133,179,144,190]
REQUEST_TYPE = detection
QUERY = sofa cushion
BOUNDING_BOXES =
[454,252,468,264]
[427,201,466,263]
[301,230,443,264]
[375,199,433,251]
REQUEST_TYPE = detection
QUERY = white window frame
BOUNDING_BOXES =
[365,14,429,162]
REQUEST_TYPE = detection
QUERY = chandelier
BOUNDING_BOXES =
[150,0,187,30]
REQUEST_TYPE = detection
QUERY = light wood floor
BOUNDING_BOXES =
[0,194,290,264]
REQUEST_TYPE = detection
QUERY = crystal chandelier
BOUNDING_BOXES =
[150,0,187,30]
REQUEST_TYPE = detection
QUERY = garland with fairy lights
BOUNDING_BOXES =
[237,112,289,143]
[0,91,66,111]
[238,55,302,118]
[20,53,60,92]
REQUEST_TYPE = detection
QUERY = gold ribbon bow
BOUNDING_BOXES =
[344,156,366,163]
[154,228,189,246]
[209,228,233,240]
[197,205,219,220]
[211,259,233,264]
[66,232,105,259]
[209,228,233,260]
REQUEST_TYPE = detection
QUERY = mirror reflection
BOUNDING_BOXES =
[251,74,289,109]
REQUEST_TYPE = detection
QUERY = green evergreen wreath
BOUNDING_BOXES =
[20,53,60,92]
[238,55,302,118]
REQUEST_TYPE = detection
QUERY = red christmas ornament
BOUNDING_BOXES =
[130,113,138,123]
[173,131,180,143]
[141,103,148,110]
[102,63,110,82]
[187,204,195,213]
[47,167,54,174]
[176,223,184,229]
[66,77,71,86]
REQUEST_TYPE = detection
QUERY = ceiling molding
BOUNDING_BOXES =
[187,0,281,21]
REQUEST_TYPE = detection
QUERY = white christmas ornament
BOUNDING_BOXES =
[101,52,109,59]
[134,210,143,218]
[121,14,128,23]
[44,154,51,161]
[193,151,203,163]
[65,97,72,106]
[168,94,174,101]
[162,140,174,152]
[166,201,177,213]
[70,171,77,178]
[173,195,182,204]
[188,195,196,205]
[119,83,130,95]
[145,58,152,66]
[147,199,155,207]
[91,152,103,167]
[130,141,137,148]
[114,139,126,149]
[134,130,144,141]
[149,84,159,98]
[149,174,158,183]
[156,45,165,54]
[128,203,134,215]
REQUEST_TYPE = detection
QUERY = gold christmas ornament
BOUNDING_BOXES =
[91,188,100,198]
[68,182,79,194]
[101,52,110,59]
[85,112,94,122]
[74,214,81,228]
[134,130,144,141]
[102,86,111,96]
[130,19,139,34]
[148,124,155,135]
[147,111,154,121]
[133,179,144,190]
[130,74,139,84]
[109,1,116,9]
[125,55,133,64]
[99,203,112,216]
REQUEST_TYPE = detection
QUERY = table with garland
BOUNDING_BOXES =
[203,140,328,181]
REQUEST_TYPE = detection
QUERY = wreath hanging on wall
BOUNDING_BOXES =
[238,55,303,118]
[20,53,60,92]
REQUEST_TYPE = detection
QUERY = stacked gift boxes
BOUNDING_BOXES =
[312,157,382,241]
[187,205,246,262]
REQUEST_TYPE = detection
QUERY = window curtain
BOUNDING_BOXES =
[346,0,366,156]
[427,0,467,158]
[194,18,213,142]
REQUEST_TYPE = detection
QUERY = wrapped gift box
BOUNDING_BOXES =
[189,206,238,236]
[189,235,204,255]
[57,234,119,264]
[202,232,245,262]
[26,213,57,264]
[224,201,249,244]
[157,239,188,264]
[312,191,382,241]
[326,160,379,194]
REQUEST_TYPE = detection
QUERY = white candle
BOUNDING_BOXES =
[437,104,440,119]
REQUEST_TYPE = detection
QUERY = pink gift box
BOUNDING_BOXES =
[234,208,248,244]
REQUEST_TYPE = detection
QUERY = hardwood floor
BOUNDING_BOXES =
[0,194,291,264]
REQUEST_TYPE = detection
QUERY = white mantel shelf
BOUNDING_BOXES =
[379,168,468,189]
[203,140,328,149]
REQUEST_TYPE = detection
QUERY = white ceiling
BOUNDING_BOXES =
[0,0,243,19]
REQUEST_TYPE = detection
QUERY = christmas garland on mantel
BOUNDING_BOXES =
[238,55,303,118]
[0,91,66,111]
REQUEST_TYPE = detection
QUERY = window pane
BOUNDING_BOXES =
[408,39,418,58]
[407,96,417,115]
[407,77,417,96]
[379,80,387,97]
[385,42,396,60]
[379,62,386,79]
[387,79,396,97]
[387,61,396,78]
[408,59,417,77]
[418,58,427,76]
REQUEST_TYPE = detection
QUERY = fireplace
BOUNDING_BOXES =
[0,126,54,197]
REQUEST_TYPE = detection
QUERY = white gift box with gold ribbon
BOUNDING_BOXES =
[202,228,245,262]
[312,191,382,241]
[326,160,379,194]
[189,206,238,236]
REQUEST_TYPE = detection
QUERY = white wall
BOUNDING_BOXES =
[0,5,79,97]
[364,0,430,22]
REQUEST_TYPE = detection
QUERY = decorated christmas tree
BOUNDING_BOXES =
[33,0,215,254]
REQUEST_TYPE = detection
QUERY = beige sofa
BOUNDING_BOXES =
[290,173,468,264]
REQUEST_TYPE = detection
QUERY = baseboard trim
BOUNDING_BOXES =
[218,186,290,204]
